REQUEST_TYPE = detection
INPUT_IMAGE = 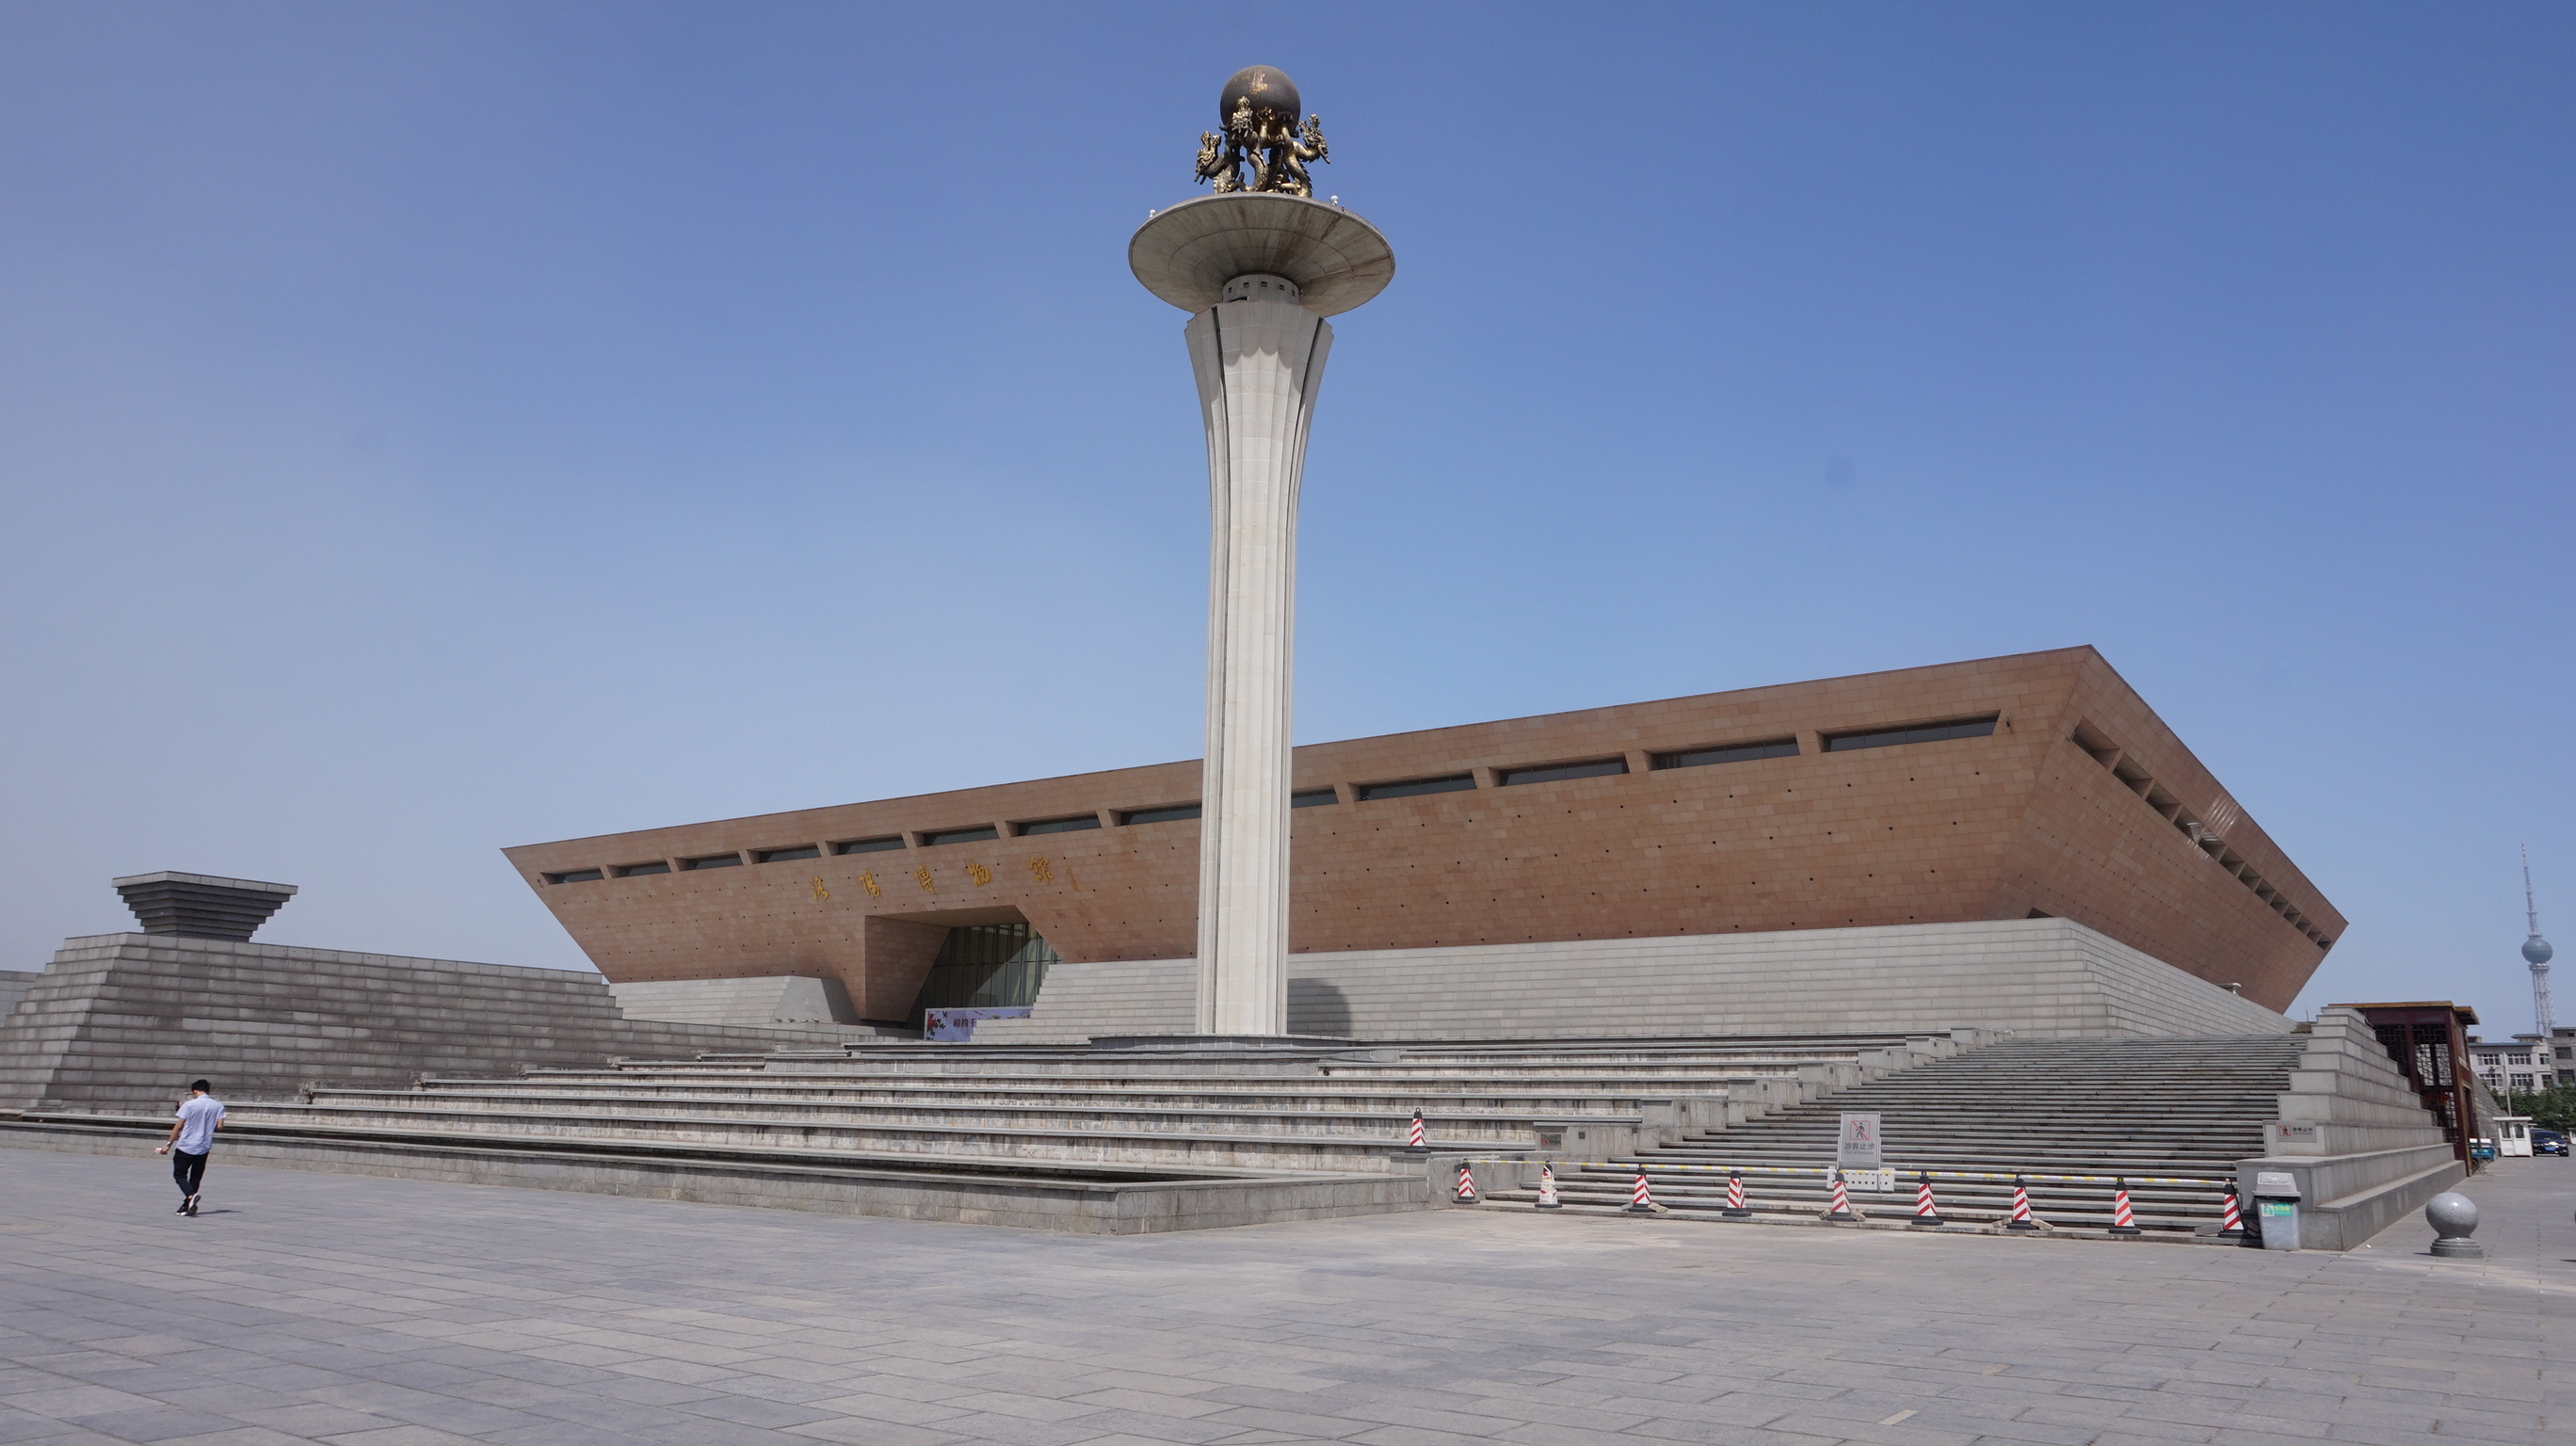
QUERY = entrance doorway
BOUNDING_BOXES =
[909,921,1059,1025]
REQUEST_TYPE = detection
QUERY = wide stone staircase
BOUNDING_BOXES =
[211,1031,1970,1175]
[10,1027,2423,1240]
[8,1031,1981,1232]
[1489,1036,2316,1235]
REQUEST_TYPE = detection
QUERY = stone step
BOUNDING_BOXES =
[1697,1117,2280,1136]
[381,1083,1691,1115]
[591,1057,1878,1079]
[1394,1063,1916,1077]
[1527,1168,2244,1222]
[226,1101,1448,1173]
[1530,1181,2240,1213]
[1504,1188,2229,1232]
[271,1092,1586,1141]
[0,1113,1427,1234]
[550,1059,1886,1081]
[217,1030,2001,1182]
[1613,1133,2257,1151]
[427,1075,1801,1106]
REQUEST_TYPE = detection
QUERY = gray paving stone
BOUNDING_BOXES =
[1682,1430,1860,1446]
[463,1426,645,1446]
[56,1406,246,1441]
[2,1149,2569,1445]
[779,1419,977,1446]
[219,1405,386,1437]
[1034,1408,1245,1444]
[310,1427,485,1446]
[876,1414,1113,1446]
[1934,1421,2101,1446]
[0,1409,77,1444]
[152,1427,314,1446]
[1339,1422,1500,1446]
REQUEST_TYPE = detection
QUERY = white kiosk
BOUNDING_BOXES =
[2496,1116,2534,1157]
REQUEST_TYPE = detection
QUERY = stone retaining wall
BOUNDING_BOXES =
[607,975,886,1029]
[976,918,2294,1044]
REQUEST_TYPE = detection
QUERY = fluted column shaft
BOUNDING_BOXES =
[1184,297,1332,1036]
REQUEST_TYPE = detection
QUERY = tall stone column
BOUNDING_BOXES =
[1133,191,1393,1037]
[1187,278,1330,1035]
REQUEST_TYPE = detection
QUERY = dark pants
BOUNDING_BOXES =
[171,1149,207,1199]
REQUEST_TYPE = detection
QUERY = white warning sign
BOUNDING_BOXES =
[1836,1112,1884,1171]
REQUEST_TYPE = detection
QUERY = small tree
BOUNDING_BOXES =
[2501,1082,2576,1133]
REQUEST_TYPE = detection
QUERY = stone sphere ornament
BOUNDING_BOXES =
[1220,66,1301,126]
[2425,1191,2484,1259]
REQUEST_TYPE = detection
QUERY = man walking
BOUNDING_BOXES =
[153,1079,224,1216]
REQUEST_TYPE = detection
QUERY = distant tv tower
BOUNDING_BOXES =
[2525,845,2555,1038]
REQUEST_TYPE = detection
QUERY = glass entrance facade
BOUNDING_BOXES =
[910,922,1058,1023]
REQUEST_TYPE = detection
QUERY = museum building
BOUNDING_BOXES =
[504,648,2339,1040]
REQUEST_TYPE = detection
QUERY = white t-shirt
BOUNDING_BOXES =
[172,1095,225,1154]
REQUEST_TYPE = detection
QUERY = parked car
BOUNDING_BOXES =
[2532,1129,2568,1156]
[2470,1137,2498,1163]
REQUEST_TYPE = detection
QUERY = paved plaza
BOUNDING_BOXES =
[0,1149,2566,1446]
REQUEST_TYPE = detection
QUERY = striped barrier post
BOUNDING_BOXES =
[1405,1110,1427,1154]
[2005,1175,2040,1230]
[1823,1168,1857,1222]
[2110,1178,2142,1236]
[1426,1161,2237,1238]
[1625,1168,1656,1214]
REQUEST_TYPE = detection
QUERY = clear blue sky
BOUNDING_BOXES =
[3,3,2568,1027]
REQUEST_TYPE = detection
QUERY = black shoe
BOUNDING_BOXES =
[176,1199,191,1214]
[185,1195,201,1216]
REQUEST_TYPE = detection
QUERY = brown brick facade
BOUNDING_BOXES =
[504,648,2343,1020]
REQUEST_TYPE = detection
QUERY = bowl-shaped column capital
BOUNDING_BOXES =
[1132,193,1393,316]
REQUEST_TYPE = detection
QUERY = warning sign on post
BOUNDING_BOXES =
[1836,1112,1883,1171]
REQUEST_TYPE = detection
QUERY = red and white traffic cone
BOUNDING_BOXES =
[1405,1109,1427,1153]
[1824,1168,1857,1222]
[1535,1162,1562,1210]
[1910,1171,1944,1228]
[2005,1174,2040,1230]
[1624,1168,1657,1213]
[2217,1183,2245,1240]
[1454,1163,1479,1203]
[2110,1178,2142,1236]
[1722,1168,1750,1218]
